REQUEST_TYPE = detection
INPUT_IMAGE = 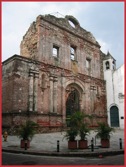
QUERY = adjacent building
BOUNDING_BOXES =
[103,52,124,129]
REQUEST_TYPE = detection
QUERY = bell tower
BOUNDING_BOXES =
[103,51,116,71]
[103,51,116,126]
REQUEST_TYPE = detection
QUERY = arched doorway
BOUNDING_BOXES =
[66,87,80,117]
[110,106,119,127]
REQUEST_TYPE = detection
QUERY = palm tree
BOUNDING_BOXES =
[96,122,114,148]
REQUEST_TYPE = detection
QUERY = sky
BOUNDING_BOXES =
[2,2,124,68]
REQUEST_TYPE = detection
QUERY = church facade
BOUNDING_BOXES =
[2,14,107,132]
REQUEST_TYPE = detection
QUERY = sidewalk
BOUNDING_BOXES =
[2,129,124,157]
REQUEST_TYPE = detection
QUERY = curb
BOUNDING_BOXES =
[2,148,124,157]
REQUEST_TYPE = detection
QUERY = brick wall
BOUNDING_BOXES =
[2,14,107,132]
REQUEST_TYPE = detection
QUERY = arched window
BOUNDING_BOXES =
[110,106,119,127]
[66,88,80,117]
[105,61,110,70]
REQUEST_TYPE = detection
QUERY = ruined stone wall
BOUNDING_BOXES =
[2,14,107,132]
[20,21,38,59]
[2,57,17,113]
[20,14,103,80]
[37,15,102,79]
[2,54,107,131]
[36,61,107,127]
[2,56,29,113]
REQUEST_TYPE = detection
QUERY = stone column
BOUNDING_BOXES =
[62,77,66,124]
[34,72,39,112]
[28,72,34,112]
[81,91,85,111]
[49,76,54,113]
[53,77,58,113]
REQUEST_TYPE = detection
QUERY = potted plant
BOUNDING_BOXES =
[96,122,114,148]
[69,111,90,149]
[78,123,90,149]
[65,128,78,149]
[65,111,91,149]
[65,112,79,149]
[17,120,39,148]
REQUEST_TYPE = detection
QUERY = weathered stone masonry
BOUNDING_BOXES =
[2,14,107,132]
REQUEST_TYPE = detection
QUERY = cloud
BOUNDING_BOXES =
[2,2,124,68]
[2,2,91,61]
[97,39,110,54]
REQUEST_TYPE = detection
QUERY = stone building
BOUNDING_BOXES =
[2,14,107,132]
[103,52,124,129]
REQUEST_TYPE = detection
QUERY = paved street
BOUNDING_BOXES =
[2,129,125,165]
[2,152,124,165]
[2,129,124,153]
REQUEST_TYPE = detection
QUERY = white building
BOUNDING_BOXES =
[103,52,124,129]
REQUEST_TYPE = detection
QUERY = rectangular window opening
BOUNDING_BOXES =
[70,46,76,60]
[86,58,91,75]
[53,45,59,57]
[86,59,91,69]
